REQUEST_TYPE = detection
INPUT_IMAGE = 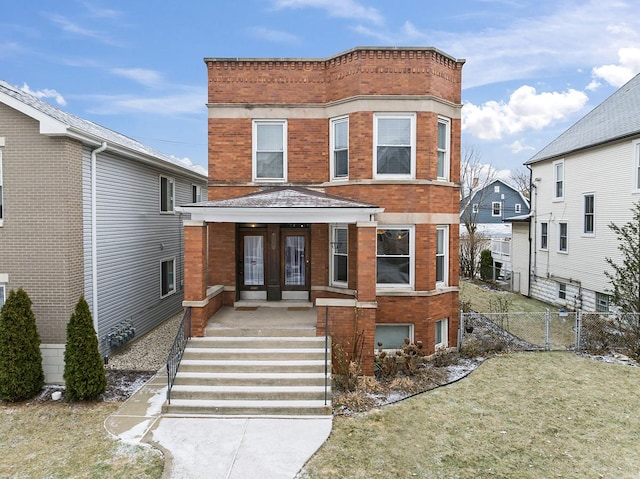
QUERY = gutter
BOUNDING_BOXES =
[91,142,107,335]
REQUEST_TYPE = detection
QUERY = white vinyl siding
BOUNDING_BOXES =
[330,117,349,180]
[253,120,287,182]
[374,114,415,179]
[437,117,450,180]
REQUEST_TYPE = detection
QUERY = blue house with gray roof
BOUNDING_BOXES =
[0,80,207,383]
[512,72,640,310]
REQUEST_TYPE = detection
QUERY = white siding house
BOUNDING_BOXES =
[516,73,640,312]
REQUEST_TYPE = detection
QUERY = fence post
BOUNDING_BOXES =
[575,310,582,352]
[545,309,550,351]
[459,311,465,349]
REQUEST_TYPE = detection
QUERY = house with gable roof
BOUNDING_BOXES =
[180,47,465,374]
[513,73,640,311]
[0,81,207,383]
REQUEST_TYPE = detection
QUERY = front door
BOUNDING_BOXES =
[238,229,267,300]
[281,228,310,300]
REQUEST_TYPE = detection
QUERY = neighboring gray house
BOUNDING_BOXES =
[0,81,207,383]
[514,72,640,311]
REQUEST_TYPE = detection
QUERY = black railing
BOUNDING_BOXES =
[324,305,329,406]
[166,307,191,404]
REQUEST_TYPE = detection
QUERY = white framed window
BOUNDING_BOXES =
[160,176,174,213]
[492,202,501,217]
[437,117,450,180]
[435,318,448,349]
[596,292,611,313]
[583,193,595,235]
[192,184,203,203]
[494,185,500,193]
[554,160,564,200]
[540,222,549,250]
[436,225,449,286]
[0,284,5,308]
[376,226,414,287]
[375,323,414,350]
[558,221,568,253]
[161,258,176,298]
[558,282,567,300]
[374,113,416,179]
[472,204,479,214]
[634,140,640,191]
[0,148,4,226]
[515,203,521,214]
[253,119,287,182]
[330,225,348,286]
[330,116,349,180]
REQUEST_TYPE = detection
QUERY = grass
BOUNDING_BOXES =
[0,401,163,478]
[460,279,554,313]
[302,352,640,479]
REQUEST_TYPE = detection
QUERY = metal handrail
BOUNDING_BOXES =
[166,307,191,404]
[324,305,329,406]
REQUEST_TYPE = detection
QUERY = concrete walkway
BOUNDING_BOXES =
[104,369,332,479]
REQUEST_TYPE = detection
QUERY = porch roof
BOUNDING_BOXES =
[179,187,384,223]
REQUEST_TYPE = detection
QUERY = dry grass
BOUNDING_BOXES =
[0,401,163,478]
[302,352,640,479]
[460,279,553,313]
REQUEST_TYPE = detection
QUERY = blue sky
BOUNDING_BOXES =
[2,0,640,178]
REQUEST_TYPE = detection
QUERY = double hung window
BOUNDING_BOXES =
[192,184,203,203]
[554,160,564,200]
[492,202,501,217]
[558,283,567,300]
[160,176,174,213]
[374,114,415,178]
[437,117,450,180]
[161,258,176,298]
[0,284,5,308]
[435,318,449,348]
[558,222,568,253]
[376,227,413,287]
[0,148,3,225]
[436,226,448,286]
[540,222,549,250]
[253,120,287,181]
[583,194,594,235]
[330,117,349,179]
[330,226,348,285]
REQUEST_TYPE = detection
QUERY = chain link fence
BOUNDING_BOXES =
[460,311,640,357]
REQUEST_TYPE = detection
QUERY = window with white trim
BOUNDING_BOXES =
[160,176,174,213]
[192,184,203,203]
[492,202,501,217]
[515,203,521,214]
[540,222,548,250]
[583,194,594,235]
[330,225,348,286]
[0,284,5,308]
[494,185,500,193]
[596,292,611,312]
[253,120,287,181]
[634,140,640,190]
[558,282,567,300]
[374,113,415,178]
[161,258,176,298]
[558,221,568,253]
[436,226,448,286]
[376,227,413,287]
[435,318,448,348]
[375,324,413,350]
[472,204,478,214]
[0,148,4,226]
[554,160,564,200]
[330,116,349,180]
[437,117,450,180]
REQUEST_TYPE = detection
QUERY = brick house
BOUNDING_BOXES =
[181,47,464,373]
[0,81,207,382]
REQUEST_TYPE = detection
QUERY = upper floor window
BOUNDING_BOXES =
[472,204,479,214]
[436,226,449,286]
[554,160,564,200]
[330,117,349,180]
[160,176,174,213]
[0,148,4,226]
[0,284,5,308]
[437,117,450,181]
[161,258,176,298]
[376,226,413,287]
[515,203,521,214]
[192,184,203,203]
[492,202,501,217]
[583,194,594,235]
[330,225,348,286]
[634,140,640,191]
[494,185,500,193]
[540,221,548,250]
[558,221,568,253]
[253,120,287,182]
[374,114,415,179]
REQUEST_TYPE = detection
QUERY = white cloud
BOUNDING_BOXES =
[247,27,300,44]
[509,140,536,154]
[84,87,206,116]
[20,83,67,106]
[111,68,163,87]
[462,85,588,140]
[79,2,122,19]
[47,13,123,46]
[272,0,384,25]
[170,156,207,176]
[591,47,640,87]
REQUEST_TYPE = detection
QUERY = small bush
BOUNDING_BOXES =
[0,288,45,401]
[480,249,493,281]
[375,338,426,379]
[64,296,106,400]
[428,348,460,367]
[332,330,365,392]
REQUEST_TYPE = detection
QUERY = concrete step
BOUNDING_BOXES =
[182,347,326,361]
[173,372,329,387]
[189,336,327,349]
[204,327,317,337]
[179,359,328,374]
[169,385,329,401]
[163,399,332,417]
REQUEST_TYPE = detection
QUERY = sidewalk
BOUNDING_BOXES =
[104,370,332,479]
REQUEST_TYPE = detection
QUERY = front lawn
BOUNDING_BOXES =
[301,352,640,479]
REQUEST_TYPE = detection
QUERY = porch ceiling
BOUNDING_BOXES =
[179,186,384,223]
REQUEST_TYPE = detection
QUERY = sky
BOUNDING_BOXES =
[2,0,640,179]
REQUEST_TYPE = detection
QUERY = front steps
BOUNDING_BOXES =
[164,334,332,416]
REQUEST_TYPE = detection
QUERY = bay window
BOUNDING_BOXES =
[374,114,415,178]
[376,226,413,287]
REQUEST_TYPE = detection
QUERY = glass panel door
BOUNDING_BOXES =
[243,235,264,286]
[284,235,305,286]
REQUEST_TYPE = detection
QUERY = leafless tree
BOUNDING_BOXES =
[509,166,531,199]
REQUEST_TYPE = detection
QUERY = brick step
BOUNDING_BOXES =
[173,371,329,387]
[169,385,329,401]
[163,399,332,417]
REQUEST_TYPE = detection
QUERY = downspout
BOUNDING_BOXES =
[91,142,107,334]
[526,164,535,297]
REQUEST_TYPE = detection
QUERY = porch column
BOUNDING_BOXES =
[184,220,208,336]
[356,221,377,375]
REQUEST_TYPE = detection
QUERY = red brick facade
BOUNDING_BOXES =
[186,47,464,374]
